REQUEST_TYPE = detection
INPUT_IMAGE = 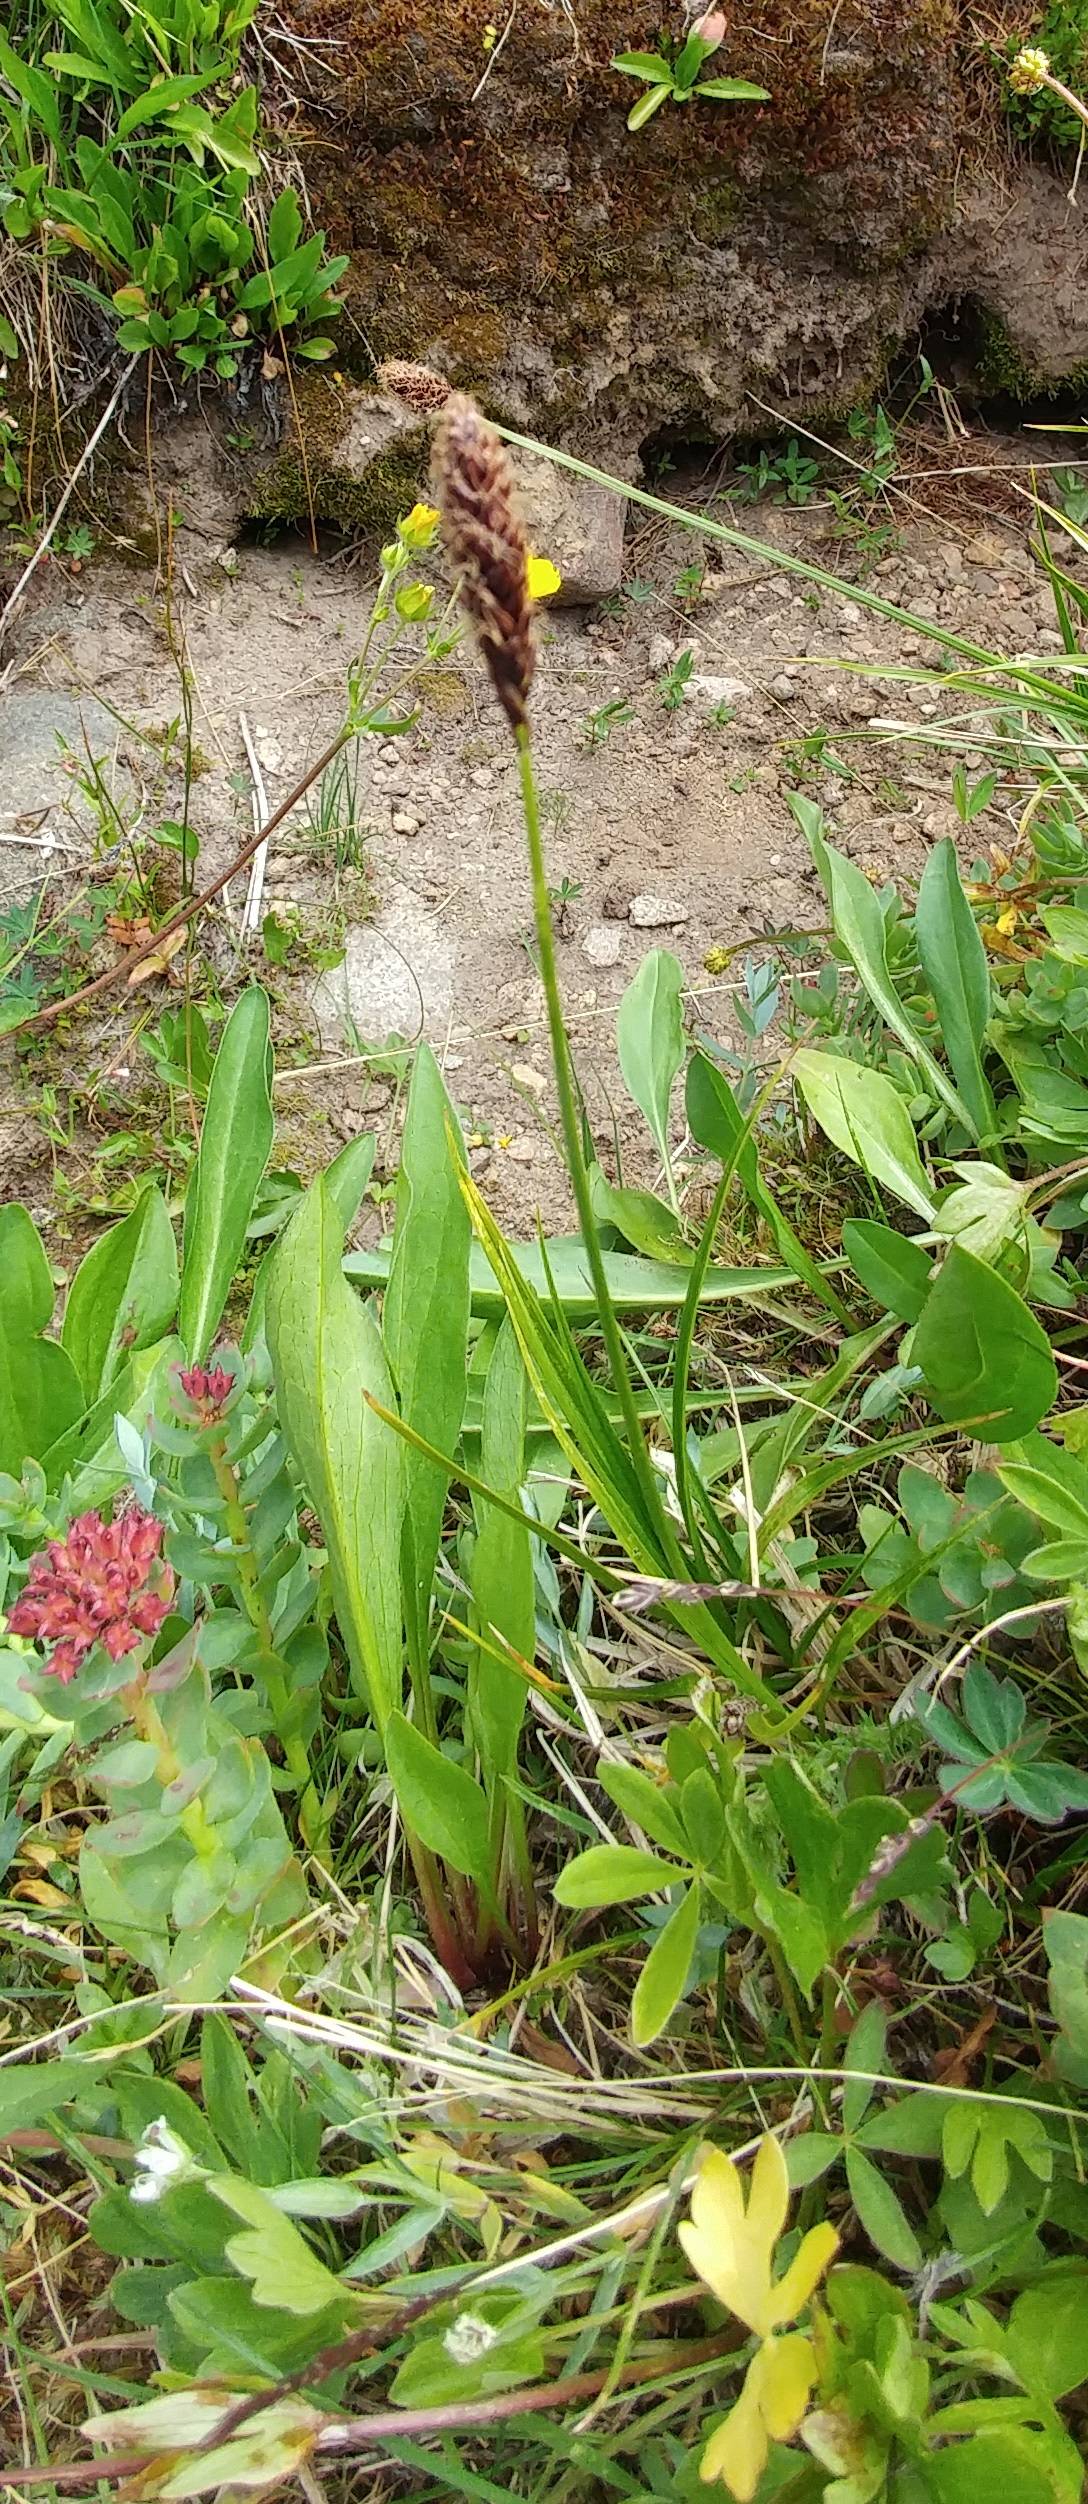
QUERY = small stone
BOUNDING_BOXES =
[940,543,963,579]
[582,922,622,967]
[391,808,420,836]
[630,894,689,928]
[648,633,673,673]
[471,766,495,791]
[506,1137,536,1163]
[511,1062,548,1094]
[689,671,753,710]
[964,530,1004,567]
[379,742,401,764]
[771,670,799,698]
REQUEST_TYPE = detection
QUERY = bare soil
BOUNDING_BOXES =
[0,437,1070,1249]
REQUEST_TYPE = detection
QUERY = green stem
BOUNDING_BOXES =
[208,1439,327,1855]
[514,728,686,1545]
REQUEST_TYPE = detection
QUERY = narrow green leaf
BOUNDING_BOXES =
[800,827,978,1136]
[553,1844,686,1908]
[913,1245,1057,1443]
[62,1186,178,1402]
[470,1318,534,1783]
[345,1235,796,1318]
[998,1429,1088,1541]
[244,1130,375,1353]
[180,989,274,1362]
[915,840,996,1142]
[631,1883,700,2046]
[843,2000,887,2134]
[599,1762,689,1858]
[627,81,671,128]
[794,1052,937,1221]
[266,1181,404,1727]
[687,1052,851,1319]
[384,1048,471,1673]
[616,950,685,1184]
[385,1711,492,1883]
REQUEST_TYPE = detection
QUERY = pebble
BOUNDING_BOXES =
[648,633,674,672]
[630,894,689,928]
[471,765,495,790]
[689,672,753,710]
[506,1137,536,1163]
[964,531,1005,567]
[582,923,622,967]
[391,809,420,836]
[511,1062,547,1094]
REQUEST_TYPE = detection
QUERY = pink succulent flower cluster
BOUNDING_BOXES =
[8,1505,175,1684]
[177,1360,234,1419]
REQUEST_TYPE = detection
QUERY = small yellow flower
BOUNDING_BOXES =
[680,2139,839,2501]
[527,552,562,600]
[1009,45,1050,93]
[700,2331,818,2501]
[482,19,497,47]
[398,501,441,551]
[679,2138,838,2340]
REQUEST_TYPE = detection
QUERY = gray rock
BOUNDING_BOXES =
[511,446,625,605]
[582,922,623,967]
[689,672,753,711]
[629,894,689,928]
[311,886,455,1046]
[391,808,421,835]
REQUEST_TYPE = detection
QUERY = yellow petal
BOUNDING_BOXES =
[751,2332,817,2442]
[527,553,562,599]
[398,501,440,550]
[679,2149,766,2331]
[746,2135,790,2266]
[700,2367,768,2501]
[765,2222,839,2330]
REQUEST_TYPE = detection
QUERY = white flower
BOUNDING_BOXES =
[443,2312,499,2365]
[130,2116,197,2204]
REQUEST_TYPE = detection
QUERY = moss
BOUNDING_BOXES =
[245,374,430,533]
[975,306,1088,398]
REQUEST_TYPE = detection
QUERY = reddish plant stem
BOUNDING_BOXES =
[5,2335,738,2487]
[13,722,354,1037]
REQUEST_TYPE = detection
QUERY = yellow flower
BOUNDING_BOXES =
[398,501,441,550]
[527,553,562,600]
[1009,45,1050,93]
[701,2331,818,2500]
[679,2138,838,2340]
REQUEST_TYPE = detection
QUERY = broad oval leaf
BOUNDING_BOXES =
[842,1218,932,1322]
[913,1244,1057,1444]
[385,1710,491,1884]
[844,2143,921,2272]
[62,1186,179,1403]
[794,1051,936,1221]
[180,988,274,1362]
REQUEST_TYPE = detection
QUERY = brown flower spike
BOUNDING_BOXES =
[432,393,535,735]
[376,360,452,415]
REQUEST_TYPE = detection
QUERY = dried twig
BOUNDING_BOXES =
[11,721,353,1037]
[239,712,272,938]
